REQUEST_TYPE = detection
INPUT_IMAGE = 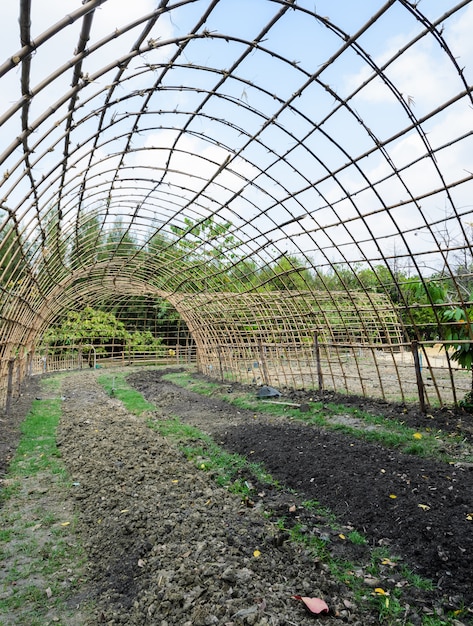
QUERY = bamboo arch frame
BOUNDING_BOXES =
[1,0,473,412]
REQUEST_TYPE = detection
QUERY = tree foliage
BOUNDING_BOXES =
[42,306,163,358]
[0,222,26,288]
[69,213,103,269]
[441,305,473,370]
[6,203,473,384]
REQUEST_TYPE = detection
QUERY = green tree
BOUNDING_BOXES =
[103,217,138,259]
[396,278,447,341]
[0,221,26,288]
[34,205,68,286]
[440,299,473,404]
[170,216,239,264]
[69,212,104,269]
[42,306,163,363]
[260,254,313,291]
[165,216,240,291]
[227,258,261,291]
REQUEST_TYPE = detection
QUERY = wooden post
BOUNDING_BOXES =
[5,358,15,416]
[258,340,270,385]
[217,346,224,381]
[313,331,324,391]
[16,358,22,396]
[412,340,426,413]
[27,352,33,378]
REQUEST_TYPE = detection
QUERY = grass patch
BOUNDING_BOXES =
[148,414,277,495]
[161,369,221,396]
[7,399,63,478]
[0,375,94,625]
[162,371,473,463]
[98,371,155,414]
[347,530,368,545]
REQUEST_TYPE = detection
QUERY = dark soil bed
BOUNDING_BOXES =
[127,368,473,621]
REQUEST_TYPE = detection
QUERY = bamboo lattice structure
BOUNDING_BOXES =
[1,0,473,412]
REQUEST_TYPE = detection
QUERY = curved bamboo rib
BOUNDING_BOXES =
[1,0,473,411]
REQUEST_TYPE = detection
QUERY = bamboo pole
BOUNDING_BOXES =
[313,331,323,391]
[5,358,15,416]
[412,340,426,414]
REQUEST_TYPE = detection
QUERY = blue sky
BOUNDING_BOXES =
[1,0,472,277]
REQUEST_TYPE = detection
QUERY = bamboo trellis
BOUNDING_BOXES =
[1,0,473,413]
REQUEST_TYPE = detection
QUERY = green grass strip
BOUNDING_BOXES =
[162,371,473,463]
[97,371,156,414]
[0,376,93,625]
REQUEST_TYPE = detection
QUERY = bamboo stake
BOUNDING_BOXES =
[412,340,426,414]
[313,331,323,391]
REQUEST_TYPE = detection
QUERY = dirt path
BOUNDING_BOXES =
[57,371,380,625]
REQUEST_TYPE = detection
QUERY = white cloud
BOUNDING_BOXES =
[343,5,473,114]
[447,3,473,65]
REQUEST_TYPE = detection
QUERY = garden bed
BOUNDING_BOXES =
[1,367,473,624]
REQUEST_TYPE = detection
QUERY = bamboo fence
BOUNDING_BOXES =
[1,0,473,413]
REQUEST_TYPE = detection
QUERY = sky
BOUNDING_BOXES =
[0,0,472,279]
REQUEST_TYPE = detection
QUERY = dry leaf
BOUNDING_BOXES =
[45,587,53,598]
[373,588,388,596]
[293,595,329,614]
[232,605,259,619]
[137,559,145,568]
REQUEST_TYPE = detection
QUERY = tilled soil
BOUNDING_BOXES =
[57,371,381,625]
[127,368,473,624]
[2,367,473,625]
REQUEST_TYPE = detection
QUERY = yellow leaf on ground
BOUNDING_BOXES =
[374,588,387,595]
